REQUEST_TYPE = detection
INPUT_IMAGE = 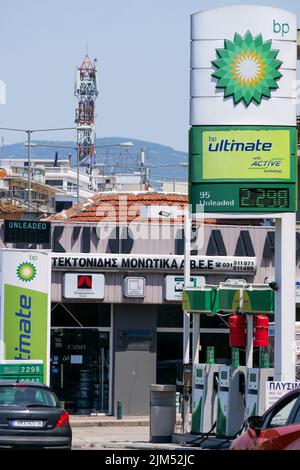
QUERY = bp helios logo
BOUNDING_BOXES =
[16,262,37,282]
[212,31,282,107]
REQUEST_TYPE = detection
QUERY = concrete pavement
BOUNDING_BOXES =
[71,415,188,449]
[72,425,150,449]
[70,415,150,428]
[70,417,231,450]
[71,417,184,449]
[72,425,210,450]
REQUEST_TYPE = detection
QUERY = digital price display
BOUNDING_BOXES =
[239,188,289,209]
[0,361,44,384]
[4,220,51,245]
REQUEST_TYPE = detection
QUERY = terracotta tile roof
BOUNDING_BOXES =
[46,191,260,225]
[48,192,188,224]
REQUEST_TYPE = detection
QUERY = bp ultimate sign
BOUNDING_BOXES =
[189,126,297,212]
[189,5,297,213]
[0,249,51,384]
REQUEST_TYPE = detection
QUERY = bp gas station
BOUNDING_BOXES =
[182,4,299,438]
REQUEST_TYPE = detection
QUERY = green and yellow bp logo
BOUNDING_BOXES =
[16,262,37,282]
[212,31,282,107]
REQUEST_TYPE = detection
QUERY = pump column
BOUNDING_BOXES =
[274,213,296,382]
[183,208,191,434]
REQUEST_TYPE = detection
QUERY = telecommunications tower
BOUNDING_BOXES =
[74,54,99,173]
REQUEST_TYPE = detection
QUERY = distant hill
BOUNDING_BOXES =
[1,137,188,186]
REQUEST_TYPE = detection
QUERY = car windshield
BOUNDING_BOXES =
[0,386,58,407]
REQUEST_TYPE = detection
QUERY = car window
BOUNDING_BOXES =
[0,387,15,405]
[0,386,57,407]
[35,389,57,406]
[35,391,46,404]
[266,395,299,428]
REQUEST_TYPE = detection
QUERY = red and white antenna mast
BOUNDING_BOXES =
[75,53,99,171]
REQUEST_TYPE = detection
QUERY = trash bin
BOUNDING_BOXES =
[150,384,176,443]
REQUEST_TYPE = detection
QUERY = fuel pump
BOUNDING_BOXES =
[245,316,273,417]
[191,363,206,433]
[182,363,192,433]
[214,315,246,437]
[245,367,274,417]
[216,350,246,438]
[191,363,219,434]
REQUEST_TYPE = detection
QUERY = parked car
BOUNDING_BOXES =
[0,380,72,449]
[230,387,300,450]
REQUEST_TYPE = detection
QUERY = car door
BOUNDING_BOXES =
[251,392,300,450]
[279,395,300,450]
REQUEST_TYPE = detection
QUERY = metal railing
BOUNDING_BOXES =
[44,166,90,181]
[0,189,55,213]
[7,166,45,184]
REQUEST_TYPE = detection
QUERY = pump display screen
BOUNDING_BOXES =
[220,371,227,380]
[239,188,289,209]
[197,369,203,378]
[249,373,257,382]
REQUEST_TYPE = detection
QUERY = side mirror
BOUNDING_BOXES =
[247,415,263,437]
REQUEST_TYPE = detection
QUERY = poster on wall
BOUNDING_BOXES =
[63,273,105,299]
[0,249,51,385]
[164,275,205,301]
[266,381,300,409]
[124,277,145,298]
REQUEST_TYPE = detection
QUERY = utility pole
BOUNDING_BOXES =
[77,140,80,205]
[183,207,191,433]
[140,148,145,190]
[27,130,32,211]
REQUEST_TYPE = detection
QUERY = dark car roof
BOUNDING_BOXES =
[0,380,50,389]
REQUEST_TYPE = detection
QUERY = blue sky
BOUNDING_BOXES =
[0,0,299,151]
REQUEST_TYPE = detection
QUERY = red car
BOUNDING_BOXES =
[230,388,300,450]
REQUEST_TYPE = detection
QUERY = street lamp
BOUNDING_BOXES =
[116,142,134,148]
[0,126,76,212]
